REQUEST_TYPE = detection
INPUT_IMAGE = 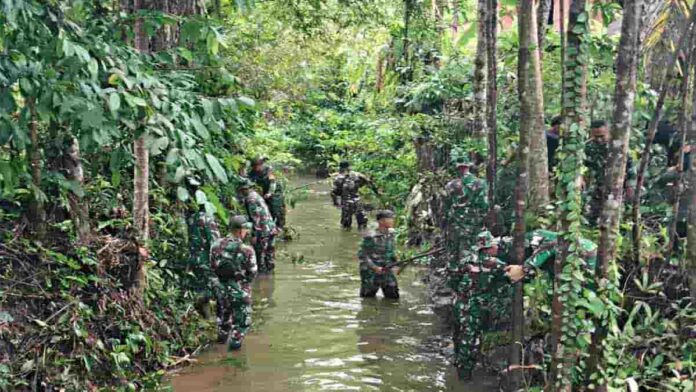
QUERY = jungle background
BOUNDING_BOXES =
[1,0,695,391]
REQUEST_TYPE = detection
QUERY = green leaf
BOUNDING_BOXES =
[206,32,219,55]
[88,59,98,79]
[190,113,209,139]
[205,153,228,183]
[237,96,255,108]
[149,136,169,156]
[177,186,190,202]
[83,108,104,128]
[108,93,121,115]
[195,190,208,205]
[576,12,588,23]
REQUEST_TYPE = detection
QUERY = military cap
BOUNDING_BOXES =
[451,154,472,167]
[376,209,395,220]
[229,215,252,230]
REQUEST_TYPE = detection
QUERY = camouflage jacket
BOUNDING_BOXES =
[444,173,489,228]
[448,250,505,293]
[584,141,636,197]
[358,229,397,270]
[187,211,221,267]
[249,166,283,197]
[243,190,276,237]
[332,170,373,205]
[210,236,257,284]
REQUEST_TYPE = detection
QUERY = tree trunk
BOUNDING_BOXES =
[473,0,488,139]
[537,0,551,62]
[526,0,549,212]
[486,0,498,227]
[687,60,696,301]
[591,1,642,389]
[27,98,46,237]
[376,50,385,93]
[550,0,588,390]
[402,0,413,83]
[133,0,149,295]
[64,137,91,244]
[508,0,541,387]
[666,40,694,256]
[631,11,695,263]
[449,0,460,41]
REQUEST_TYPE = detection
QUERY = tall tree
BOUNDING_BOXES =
[508,0,537,387]
[132,0,150,294]
[550,0,589,389]
[473,0,488,138]
[526,0,548,212]
[631,10,695,262]
[486,0,499,222]
[687,62,696,300]
[592,0,642,389]
[537,0,552,62]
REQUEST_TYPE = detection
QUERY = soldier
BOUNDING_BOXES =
[504,229,597,283]
[248,156,287,230]
[449,230,507,379]
[358,210,400,299]
[584,120,636,225]
[444,154,489,265]
[210,215,258,350]
[331,161,378,230]
[186,193,221,318]
[238,179,277,272]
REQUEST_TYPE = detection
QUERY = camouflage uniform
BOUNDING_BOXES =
[444,158,489,264]
[358,228,399,299]
[449,231,507,376]
[249,166,286,229]
[186,211,221,316]
[584,141,636,225]
[243,189,277,272]
[332,170,373,229]
[521,229,597,279]
[210,233,257,349]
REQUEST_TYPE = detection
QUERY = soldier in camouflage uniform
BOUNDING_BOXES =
[444,154,489,266]
[248,157,287,230]
[504,229,597,283]
[238,180,277,272]
[332,161,378,230]
[210,215,258,350]
[449,230,507,379]
[358,210,400,299]
[584,120,636,225]
[186,204,221,318]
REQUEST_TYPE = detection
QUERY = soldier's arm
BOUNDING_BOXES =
[248,199,263,231]
[205,215,221,244]
[267,168,278,196]
[331,177,342,206]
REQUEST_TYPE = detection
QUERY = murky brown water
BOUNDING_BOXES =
[170,179,499,392]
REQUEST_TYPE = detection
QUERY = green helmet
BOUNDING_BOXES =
[476,230,497,250]
[229,215,252,230]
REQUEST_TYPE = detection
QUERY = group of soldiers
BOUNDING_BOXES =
[186,157,286,350]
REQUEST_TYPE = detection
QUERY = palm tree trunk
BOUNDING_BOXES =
[27,97,46,237]
[64,137,91,244]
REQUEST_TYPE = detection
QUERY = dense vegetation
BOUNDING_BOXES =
[1,0,695,391]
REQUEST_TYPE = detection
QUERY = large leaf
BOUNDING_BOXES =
[205,153,228,183]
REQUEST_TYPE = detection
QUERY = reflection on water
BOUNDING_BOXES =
[170,179,498,392]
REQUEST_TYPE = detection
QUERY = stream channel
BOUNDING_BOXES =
[170,178,498,391]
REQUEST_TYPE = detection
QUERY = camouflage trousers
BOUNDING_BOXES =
[254,234,276,272]
[218,281,252,348]
[452,282,508,374]
[359,266,399,299]
[266,195,286,229]
[341,198,367,229]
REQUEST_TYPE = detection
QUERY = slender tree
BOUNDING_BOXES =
[631,9,696,262]
[537,0,551,62]
[27,98,46,236]
[473,0,488,139]
[687,61,696,300]
[592,1,642,389]
[550,0,589,389]
[508,0,537,387]
[486,0,498,223]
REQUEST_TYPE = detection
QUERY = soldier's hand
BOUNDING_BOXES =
[373,266,384,274]
[391,266,401,275]
[504,265,525,283]
[250,236,257,245]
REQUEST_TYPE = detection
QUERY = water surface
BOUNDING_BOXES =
[171,179,498,391]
